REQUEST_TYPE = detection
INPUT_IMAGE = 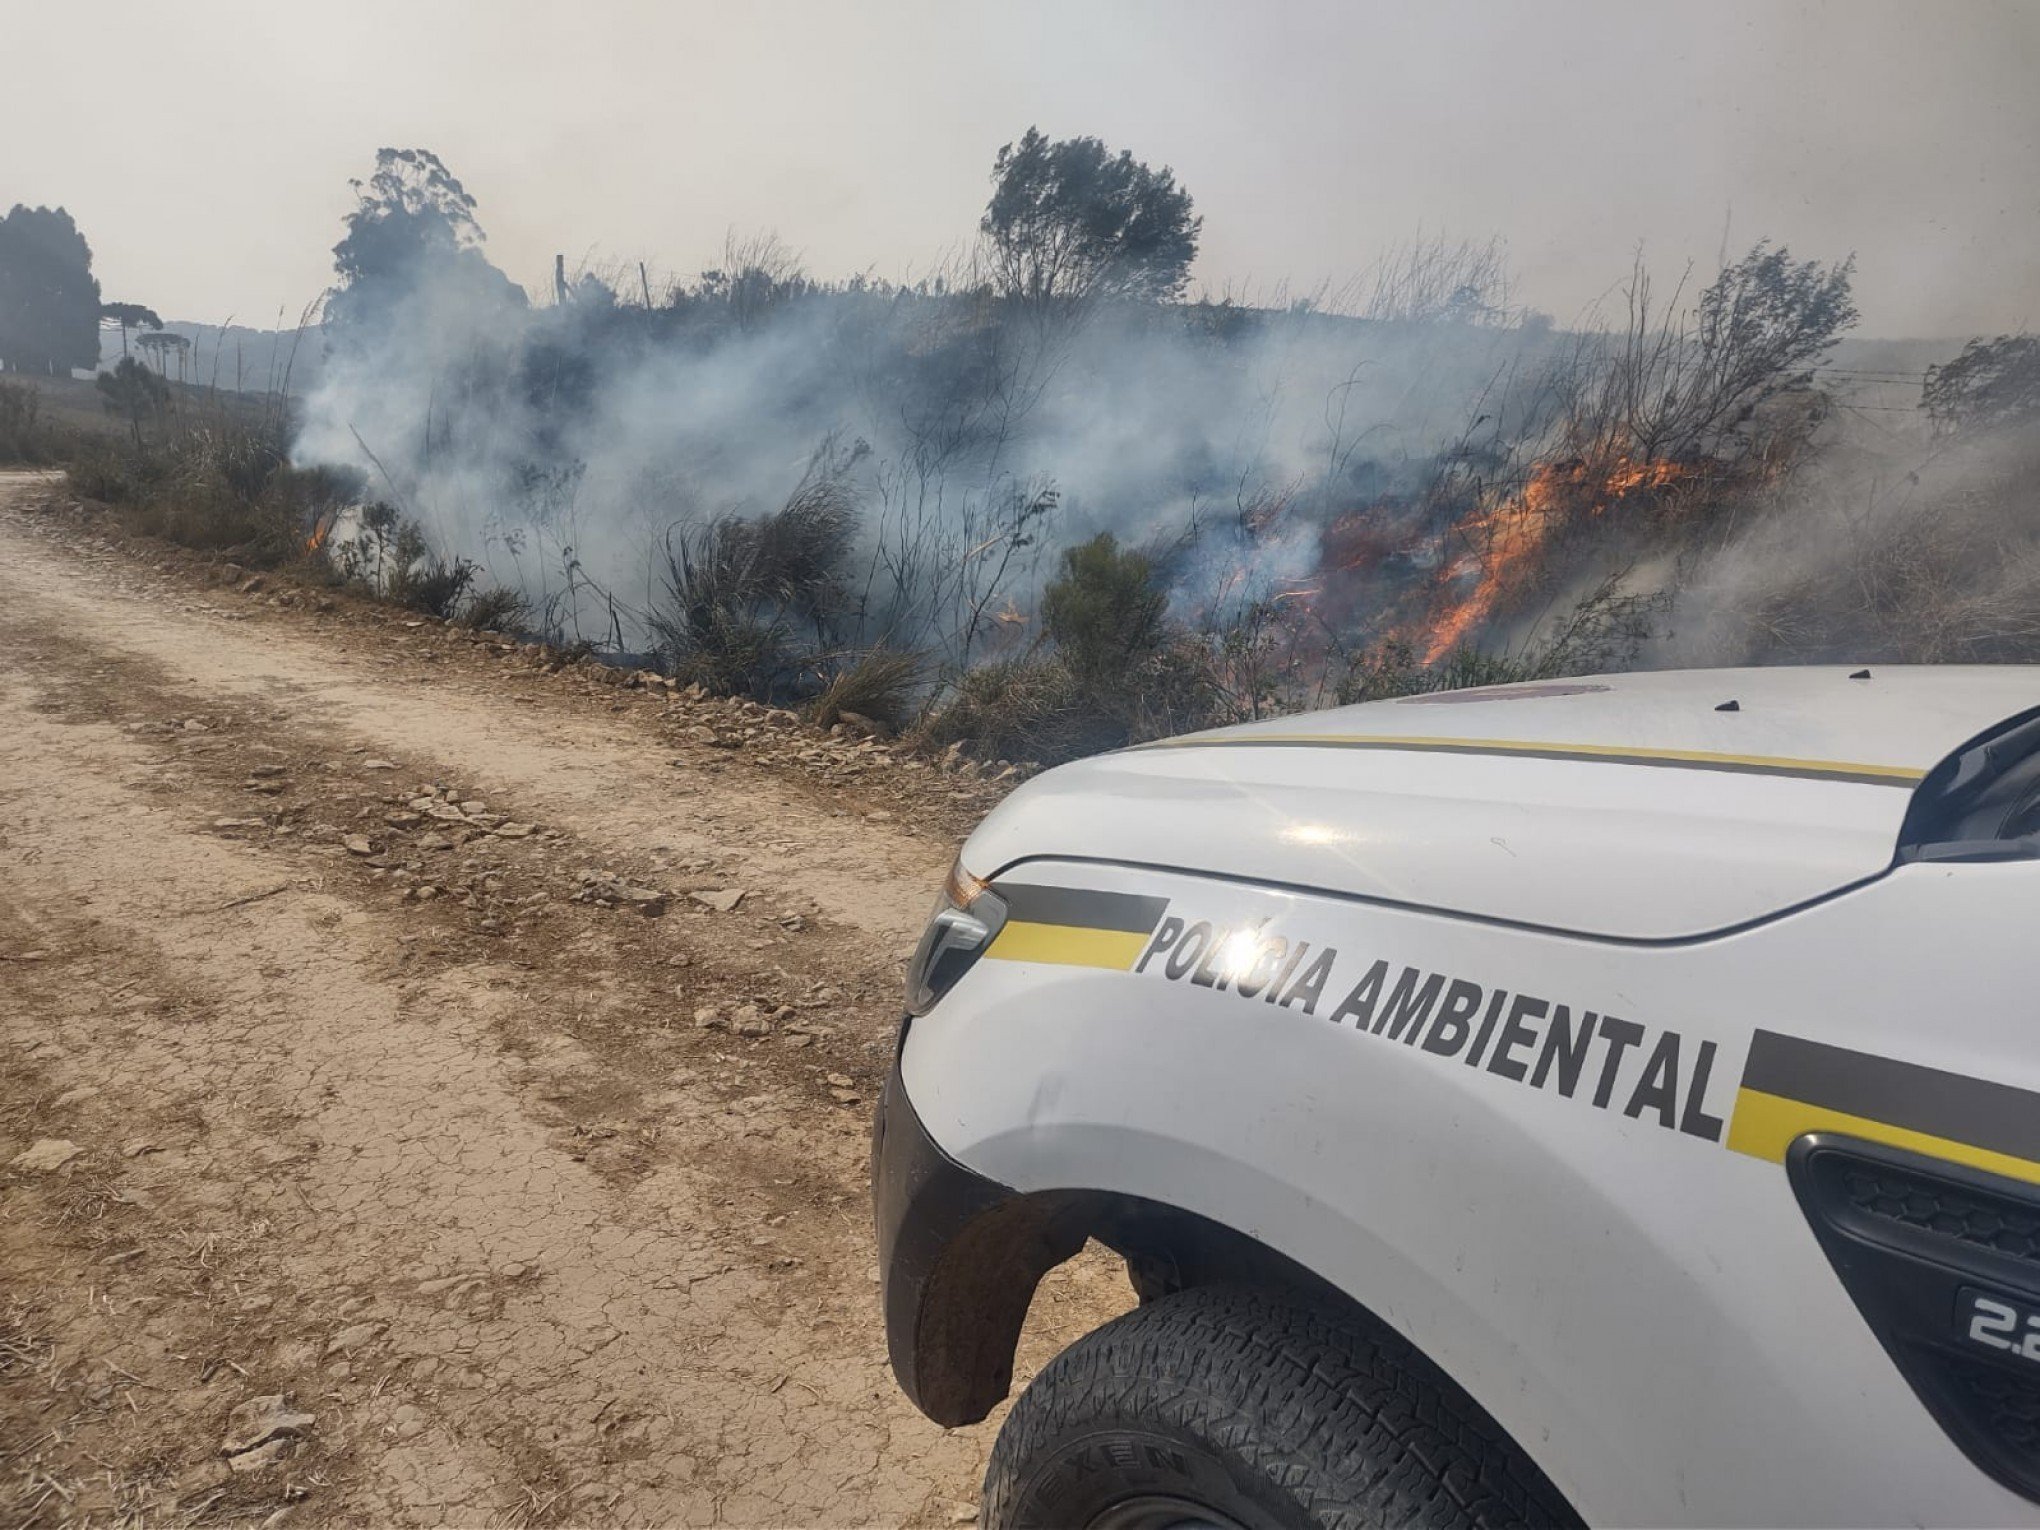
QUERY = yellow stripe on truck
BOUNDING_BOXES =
[1135,732,1926,787]
[986,920,1152,970]
[1726,1086,2040,1188]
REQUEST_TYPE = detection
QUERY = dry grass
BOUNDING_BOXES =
[808,645,926,731]
[461,585,533,633]
[1669,430,2040,665]
[651,475,857,699]
[0,1301,173,1528]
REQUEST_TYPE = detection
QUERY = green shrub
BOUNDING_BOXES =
[1041,532,1167,680]
[921,534,1229,764]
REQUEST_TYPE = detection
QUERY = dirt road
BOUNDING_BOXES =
[0,473,1123,1527]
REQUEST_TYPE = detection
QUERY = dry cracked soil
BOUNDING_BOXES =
[0,472,1129,1528]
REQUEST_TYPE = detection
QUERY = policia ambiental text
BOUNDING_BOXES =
[1135,914,1727,1143]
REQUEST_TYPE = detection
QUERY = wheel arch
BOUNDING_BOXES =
[899,1185,1340,1427]
[905,1183,1578,1524]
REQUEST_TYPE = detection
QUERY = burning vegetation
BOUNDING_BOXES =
[23,142,2040,765]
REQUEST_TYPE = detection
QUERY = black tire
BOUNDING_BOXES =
[982,1283,1578,1530]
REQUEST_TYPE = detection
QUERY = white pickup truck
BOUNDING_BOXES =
[873,667,2040,1528]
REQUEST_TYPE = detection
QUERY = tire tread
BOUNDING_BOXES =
[983,1283,1578,1530]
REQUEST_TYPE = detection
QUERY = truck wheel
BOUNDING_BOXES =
[981,1283,1576,1530]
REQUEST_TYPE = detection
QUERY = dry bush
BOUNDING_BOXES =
[325,503,477,617]
[462,584,533,632]
[661,607,796,699]
[0,381,63,463]
[695,230,813,329]
[393,555,478,618]
[1543,242,1856,469]
[1361,234,1513,325]
[269,462,364,529]
[1119,635,1228,741]
[64,406,356,569]
[651,469,857,699]
[1335,640,1571,705]
[919,635,1224,765]
[1663,426,2040,665]
[1729,491,2040,663]
[809,645,926,731]
[63,433,164,505]
[855,474,1058,673]
[1923,334,2040,437]
[918,654,1099,762]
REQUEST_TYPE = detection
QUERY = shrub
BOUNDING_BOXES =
[662,607,793,698]
[393,556,478,618]
[322,504,472,615]
[172,419,289,508]
[0,381,40,461]
[461,585,532,632]
[94,358,167,446]
[1335,579,1661,705]
[919,534,1231,764]
[0,381,88,466]
[1119,634,1226,739]
[650,475,857,699]
[1923,334,2040,436]
[919,654,1101,763]
[1685,432,2040,664]
[65,435,160,503]
[268,462,366,530]
[65,409,325,565]
[920,633,1225,766]
[810,645,926,731]
[1041,532,1167,680]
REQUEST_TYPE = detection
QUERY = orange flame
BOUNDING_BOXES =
[1418,454,1692,664]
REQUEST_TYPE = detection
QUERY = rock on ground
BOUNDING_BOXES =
[10,1137,81,1172]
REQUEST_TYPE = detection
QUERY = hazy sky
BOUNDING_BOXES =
[9,0,2036,337]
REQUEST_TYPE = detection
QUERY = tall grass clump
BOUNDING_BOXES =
[809,645,927,731]
[650,473,856,698]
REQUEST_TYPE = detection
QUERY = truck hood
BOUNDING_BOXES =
[962,666,2040,942]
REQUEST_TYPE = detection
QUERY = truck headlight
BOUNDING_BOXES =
[904,858,1007,1015]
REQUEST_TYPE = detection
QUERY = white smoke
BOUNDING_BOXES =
[294,252,1566,658]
